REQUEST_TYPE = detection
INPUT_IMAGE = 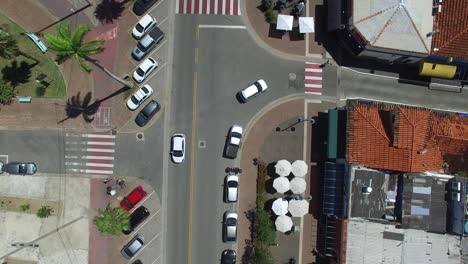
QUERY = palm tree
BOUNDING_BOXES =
[44,22,133,88]
[0,30,19,59]
[94,204,130,235]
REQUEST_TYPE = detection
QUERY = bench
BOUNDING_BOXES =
[25,32,47,53]
[17,96,32,103]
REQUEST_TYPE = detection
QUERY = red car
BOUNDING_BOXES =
[120,186,147,211]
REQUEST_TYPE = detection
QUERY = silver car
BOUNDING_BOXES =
[2,162,37,175]
[223,211,238,243]
[121,235,144,259]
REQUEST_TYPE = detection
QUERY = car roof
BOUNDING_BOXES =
[127,238,143,254]
[139,34,154,47]
[231,125,242,134]
[173,135,184,150]
[142,100,159,116]
[139,58,156,72]
[138,14,153,26]
[241,85,258,98]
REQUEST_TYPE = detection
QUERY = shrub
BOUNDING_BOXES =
[255,208,276,244]
[0,81,16,105]
[20,204,30,212]
[253,243,275,264]
[264,7,277,24]
[37,206,53,218]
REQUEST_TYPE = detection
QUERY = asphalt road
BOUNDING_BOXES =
[167,15,305,264]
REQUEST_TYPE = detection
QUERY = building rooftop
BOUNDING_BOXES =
[346,101,468,173]
[349,166,397,219]
[432,0,468,59]
[352,0,433,54]
[400,173,447,233]
[346,218,461,264]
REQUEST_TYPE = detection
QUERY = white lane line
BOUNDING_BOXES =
[85,169,113,174]
[190,0,195,14]
[86,148,115,153]
[131,191,155,212]
[86,163,114,168]
[183,0,187,13]
[199,0,203,14]
[175,0,179,13]
[65,162,82,166]
[132,208,160,235]
[65,155,79,159]
[198,24,246,29]
[230,0,233,15]
[82,156,114,160]
[305,84,322,88]
[151,256,161,264]
[222,0,226,14]
[83,134,115,139]
[86,141,115,146]
[237,0,241,15]
[206,0,210,14]
[214,0,218,14]
[305,76,322,80]
[305,68,322,72]
[131,233,161,261]
[141,63,167,86]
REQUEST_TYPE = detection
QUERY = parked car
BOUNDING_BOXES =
[120,186,147,211]
[127,84,154,111]
[224,174,239,203]
[221,249,236,264]
[120,235,144,259]
[238,79,268,103]
[2,162,37,175]
[135,100,161,127]
[132,14,157,39]
[0,161,3,174]
[132,27,165,61]
[170,134,186,163]
[133,57,158,83]
[222,211,238,243]
[223,125,242,159]
[132,260,143,264]
[123,206,150,235]
[133,0,158,16]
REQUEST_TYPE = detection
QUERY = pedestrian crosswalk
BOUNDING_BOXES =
[304,62,323,95]
[64,132,115,177]
[176,0,241,15]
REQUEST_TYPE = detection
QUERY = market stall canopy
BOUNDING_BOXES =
[291,160,308,177]
[275,159,292,177]
[272,198,289,215]
[290,177,307,194]
[299,17,315,33]
[276,14,293,31]
[273,176,290,194]
[275,215,293,233]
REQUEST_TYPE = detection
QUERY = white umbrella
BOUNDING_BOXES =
[288,199,309,217]
[291,160,308,177]
[290,177,307,194]
[273,177,290,194]
[272,198,289,215]
[275,215,293,233]
[275,160,292,177]
[276,14,293,31]
[299,17,315,33]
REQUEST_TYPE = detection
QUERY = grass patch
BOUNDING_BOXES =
[0,14,66,98]
[0,196,62,216]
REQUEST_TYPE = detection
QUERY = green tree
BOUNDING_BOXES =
[36,205,54,218]
[44,22,133,88]
[94,204,130,235]
[0,30,19,59]
[0,81,16,105]
[255,209,276,244]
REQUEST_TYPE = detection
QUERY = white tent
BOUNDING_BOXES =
[288,199,309,217]
[291,160,308,177]
[290,177,307,194]
[275,160,292,177]
[299,17,315,33]
[275,215,293,233]
[273,176,290,194]
[272,198,289,215]
[276,14,293,31]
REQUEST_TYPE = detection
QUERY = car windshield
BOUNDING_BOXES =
[18,164,26,174]
[124,198,133,208]
[226,218,236,226]
[131,96,140,105]
[254,82,262,91]
[228,181,238,188]
[141,86,149,93]
[136,68,145,76]
[173,150,183,157]
[231,132,241,138]
[137,42,147,52]
[135,23,144,32]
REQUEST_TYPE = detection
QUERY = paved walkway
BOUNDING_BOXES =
[238,96,335,263]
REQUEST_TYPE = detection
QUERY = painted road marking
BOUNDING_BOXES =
[176,0,241,15]
[87,141,115,146]
[82,156,114,160]
[198,24,246,29]
[305,62,323,95]
[86,148,115,153]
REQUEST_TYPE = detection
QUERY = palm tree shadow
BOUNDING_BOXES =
[60,92,100,123]
[1,61,33,87]
[94,0,126,24]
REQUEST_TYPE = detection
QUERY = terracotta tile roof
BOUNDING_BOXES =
[346,101,468,173]
[431,0,468,59]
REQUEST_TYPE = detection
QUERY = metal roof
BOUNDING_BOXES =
[352,0,433,54]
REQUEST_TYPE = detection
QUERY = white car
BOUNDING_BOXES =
[132,14,158,39]
[224,174,239,202]
[127,84,153,111]
[238,79,268,103]
[171,134,186,163]
[133,57,158,83]
[223,211,238,243]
